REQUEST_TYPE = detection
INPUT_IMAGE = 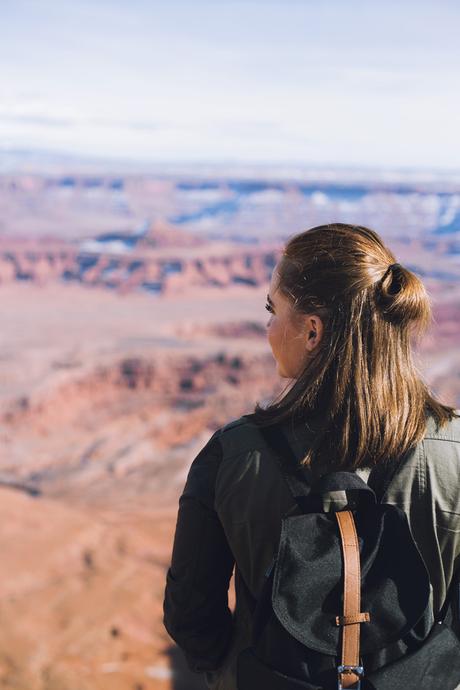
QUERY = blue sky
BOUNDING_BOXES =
[1,0,459,169]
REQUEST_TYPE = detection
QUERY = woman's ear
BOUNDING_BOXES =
[305,315,323,352]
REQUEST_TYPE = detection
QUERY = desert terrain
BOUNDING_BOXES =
[0,168,459,690]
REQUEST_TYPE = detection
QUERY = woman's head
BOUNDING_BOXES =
[256,223,458,470]
[266,223,430,379]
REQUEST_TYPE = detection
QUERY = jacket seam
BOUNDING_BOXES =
[418,440,427,502]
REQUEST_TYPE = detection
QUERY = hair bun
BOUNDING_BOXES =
[375,262,430,330]
[380,262,402,287]
[389,262,402,271]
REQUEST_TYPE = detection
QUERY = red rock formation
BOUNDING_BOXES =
[0,235,280,295]
[138,219,204,249]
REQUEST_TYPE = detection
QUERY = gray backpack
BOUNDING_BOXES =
[236,425,460,690]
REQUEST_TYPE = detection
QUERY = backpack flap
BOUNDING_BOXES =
[271,503,432,656]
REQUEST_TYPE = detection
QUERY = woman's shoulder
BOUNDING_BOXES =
[423,411,460,443]
[422,413,460,512]
[219,412,259,433]
[216,413,264,455]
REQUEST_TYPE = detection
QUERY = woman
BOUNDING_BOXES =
[163,223,460,689]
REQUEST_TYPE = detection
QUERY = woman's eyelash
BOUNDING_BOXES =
[265,302,274,313]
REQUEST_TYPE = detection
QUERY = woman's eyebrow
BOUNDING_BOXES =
[266,293,275,306]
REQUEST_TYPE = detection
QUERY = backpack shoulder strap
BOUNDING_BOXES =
[366,447,414,502]
[258,423,390,503]
[438,568,460,632]
[258,423,416,510]
[256,423,312,510]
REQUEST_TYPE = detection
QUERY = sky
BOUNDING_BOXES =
[1,0,460,170]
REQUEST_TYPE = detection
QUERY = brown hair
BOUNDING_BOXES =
[253,223,459,469]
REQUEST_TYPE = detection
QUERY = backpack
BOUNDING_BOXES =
[236,424,460,690]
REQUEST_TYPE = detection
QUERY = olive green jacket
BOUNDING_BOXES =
[201,412,460,690]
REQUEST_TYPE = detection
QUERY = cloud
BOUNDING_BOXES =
[0,114,73,127]
[0,113,166,131]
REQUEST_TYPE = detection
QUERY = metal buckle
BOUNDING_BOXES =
[337,665,364,690]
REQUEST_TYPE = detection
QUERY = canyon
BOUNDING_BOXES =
[0,169,459,690]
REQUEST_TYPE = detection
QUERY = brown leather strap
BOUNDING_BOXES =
[335,510,370,688]
[335,613,370,626]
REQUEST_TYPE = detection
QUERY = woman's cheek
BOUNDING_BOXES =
[267,320,276,352]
